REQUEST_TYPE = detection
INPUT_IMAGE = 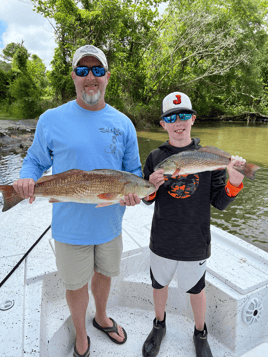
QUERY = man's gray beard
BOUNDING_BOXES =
[82,90,101,106]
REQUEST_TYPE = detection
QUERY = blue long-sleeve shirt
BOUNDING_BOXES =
[20,100,142,245]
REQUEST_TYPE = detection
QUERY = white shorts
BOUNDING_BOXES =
[150,250,207,294]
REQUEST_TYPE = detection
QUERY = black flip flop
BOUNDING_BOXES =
[93,317,127,344]
[73,335,90,357]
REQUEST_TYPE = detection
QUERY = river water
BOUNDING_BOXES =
[0,121,268,252]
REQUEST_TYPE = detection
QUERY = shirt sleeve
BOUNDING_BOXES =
[20,118,53,181]
[122,121,142,177]
[225,180,243,197]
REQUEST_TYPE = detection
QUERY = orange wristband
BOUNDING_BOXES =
[147,192,156,201]
[225,180,243,197]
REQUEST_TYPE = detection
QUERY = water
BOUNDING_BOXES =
[0,121,268,252]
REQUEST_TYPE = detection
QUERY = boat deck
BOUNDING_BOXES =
[0,199,268,357]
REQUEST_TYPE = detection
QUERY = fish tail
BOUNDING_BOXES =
[234,163,261,180]
[0,185,25,212]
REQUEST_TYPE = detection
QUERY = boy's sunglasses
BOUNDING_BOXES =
[163,113,192,123]
[74,66,106,77]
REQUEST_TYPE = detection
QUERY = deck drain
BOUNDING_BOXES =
[0,300,14,311]
[242,298,263,325]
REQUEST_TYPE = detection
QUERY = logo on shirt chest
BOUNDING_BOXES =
[164,174,199,199]
[99,127,123,154]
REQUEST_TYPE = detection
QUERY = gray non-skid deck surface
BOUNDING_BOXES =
[66,306,233,357]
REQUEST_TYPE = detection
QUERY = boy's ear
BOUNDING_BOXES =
[160,120,166,129]
[191,115,196,125]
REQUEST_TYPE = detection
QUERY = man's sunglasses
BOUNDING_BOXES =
[163,113,193,123]
[74,66,106,77]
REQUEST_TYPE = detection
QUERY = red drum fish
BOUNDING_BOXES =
[154,146,260,179]
[0,169,156,212]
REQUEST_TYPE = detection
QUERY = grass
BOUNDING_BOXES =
[0,105,20,121]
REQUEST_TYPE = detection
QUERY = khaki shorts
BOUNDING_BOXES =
[54,233,123,290]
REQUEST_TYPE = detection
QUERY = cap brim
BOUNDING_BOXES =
[161,107,196,118]
[73,54,108,70]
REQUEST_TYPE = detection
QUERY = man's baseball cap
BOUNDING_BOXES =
[161,92,196,118]
[72,45,108,71]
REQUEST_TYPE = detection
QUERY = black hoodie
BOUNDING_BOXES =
[143,138,236,261]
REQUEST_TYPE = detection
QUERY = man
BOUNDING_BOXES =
[13,45,142,357]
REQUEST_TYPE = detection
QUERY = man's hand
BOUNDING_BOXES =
[13,178,36,204]
[227,155,246,187]
[119,193,141,207]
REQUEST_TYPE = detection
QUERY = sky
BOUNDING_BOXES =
[0,0,57,70]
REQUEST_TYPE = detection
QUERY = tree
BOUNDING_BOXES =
[0,69,9,100]
[7,42,44,118]
[141,0,268,117]
[30,0,268,123]
[0,60,12,73]
[28,54,48,96]
[31,0,164,108]
[1,42,22,63]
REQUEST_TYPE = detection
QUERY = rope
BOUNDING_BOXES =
[0,225,51,288]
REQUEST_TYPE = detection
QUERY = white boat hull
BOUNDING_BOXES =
[0,200,268,356]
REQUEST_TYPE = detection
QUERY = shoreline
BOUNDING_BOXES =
[0,116,267,156]
[0,119,37,155]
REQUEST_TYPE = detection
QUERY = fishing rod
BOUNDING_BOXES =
[0,225,51,288]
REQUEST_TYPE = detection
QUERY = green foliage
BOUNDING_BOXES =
[8,74,42,118]
[31,0,163,105]
[144,0,268,118]
[1,42,22,62]
[48,47,76,101]
[12,45,30,72]
[0,60,12,73]
[2,0,267,122]
[0,69,9,100]
[1,42,50,119]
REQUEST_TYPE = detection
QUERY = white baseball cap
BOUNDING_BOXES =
[161,92,196,118]
[72,45,108,71]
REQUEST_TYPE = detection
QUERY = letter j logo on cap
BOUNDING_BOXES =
[173,95,181,105]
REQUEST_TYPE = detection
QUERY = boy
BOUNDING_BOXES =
[142,92,245,357]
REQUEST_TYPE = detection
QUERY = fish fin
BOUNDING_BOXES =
[171,169,181,178]
[36,176,54,184]
[95,202,114,208]
[234,163,261,180]
[0,185,25,212]
[98,193,118,200]
[49,198,61,203]
[198,146,231,159]
[36,169,83,184]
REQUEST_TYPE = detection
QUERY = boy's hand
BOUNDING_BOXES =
[227,155,246,187]
[143,169,165,201]
[149,169,165,190]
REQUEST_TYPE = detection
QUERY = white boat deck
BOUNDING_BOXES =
[0,199,268,357]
